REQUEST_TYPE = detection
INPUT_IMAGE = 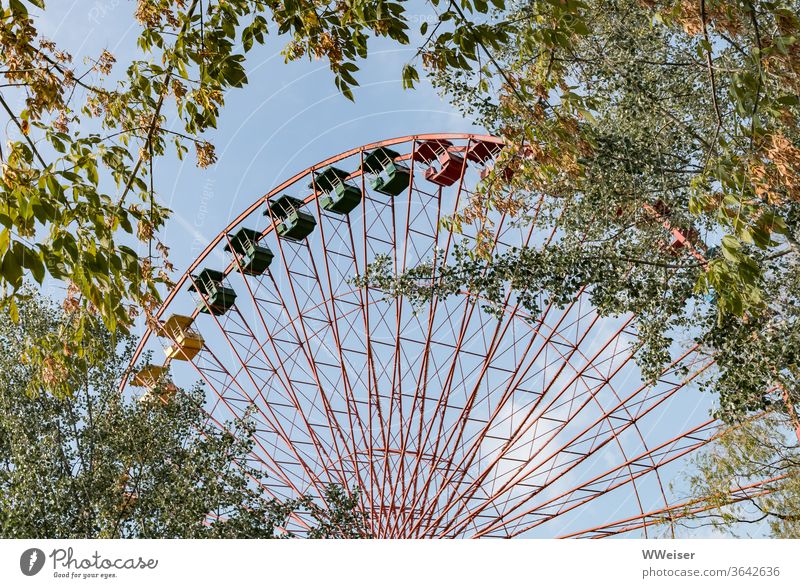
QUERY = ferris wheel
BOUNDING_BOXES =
[125,133,720,538]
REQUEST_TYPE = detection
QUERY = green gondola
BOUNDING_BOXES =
[189,268,237,315]
[224,228,274,275]
[361,147,410,196]
[311,166,362,215]
[266,195,317,241]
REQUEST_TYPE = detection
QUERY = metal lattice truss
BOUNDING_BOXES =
[127,134,728,537]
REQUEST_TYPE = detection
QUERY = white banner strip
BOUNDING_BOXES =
[1,539,797,587]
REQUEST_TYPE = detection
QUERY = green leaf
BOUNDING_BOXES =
[402,64,419,90]
[9,0,28,16]
[721,235,741,254]
[18,244,45,284]
[7,298,19,323]
[2,249,23,289]
[242,27,254,52]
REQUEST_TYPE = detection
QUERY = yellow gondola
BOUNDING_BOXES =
[161,314,204,361]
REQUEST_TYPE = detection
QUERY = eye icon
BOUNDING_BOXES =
[20,548,46,576]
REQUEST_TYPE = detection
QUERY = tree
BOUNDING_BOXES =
[0,291,369,538]
[678,411,800,538]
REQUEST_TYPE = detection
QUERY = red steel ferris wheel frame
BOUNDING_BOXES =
[123,133,750,538]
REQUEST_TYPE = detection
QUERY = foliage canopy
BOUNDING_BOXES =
[0,292,369,538]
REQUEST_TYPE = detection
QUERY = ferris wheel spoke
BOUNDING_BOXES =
[215,301,342,470]
[402,229,580,536]
[465,418,718,537]
[565,332,680,538]
[359,161,402,534]
[458,351,714,537]
[352,168,401,531]
[409,303,534,537]
[519,418,719,538]
[380,146,420,534]
[564,474,783,538]
[418,304,610,536]
[327,191,387,528]
[198,407,309,512]
[406,293,522,537]
[308,168,376,512]
[412,192,574,492]
[258,213,368,493]
[393,238,489,532]
[389,154,513,535]
[194,300,349,496]
[173,332,324,499]
[298,184,375,479]
[440,308,673,536]
[192,231,356,493]
[377,154,443,535]
[410,278,597,533]
[408,195,575,532]
[376,146,470,534]
[387,193,447,533]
